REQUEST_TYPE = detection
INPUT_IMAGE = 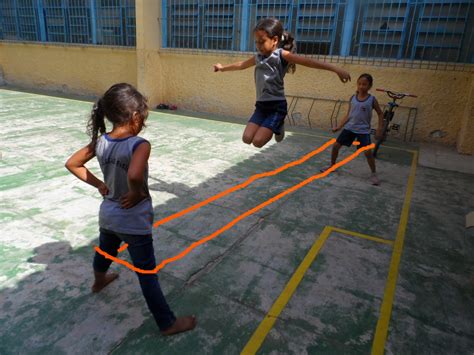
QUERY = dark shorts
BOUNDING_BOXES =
[337,129,371,148]
[249,100,287,135]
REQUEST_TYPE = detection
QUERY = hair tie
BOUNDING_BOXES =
[93,99,103,113]
[281,35,285,41]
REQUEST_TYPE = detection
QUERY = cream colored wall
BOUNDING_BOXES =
[155,51,473,148]
[0,42,136,96]
[457,77,474,154]
[0,48,5,85]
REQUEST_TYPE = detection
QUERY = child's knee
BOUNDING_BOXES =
[242,134,252,145]
[252,138,266,148]
[364,149,373,158]
[333,143,341,151]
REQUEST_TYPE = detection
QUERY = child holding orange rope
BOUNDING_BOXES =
[323,73,384,185]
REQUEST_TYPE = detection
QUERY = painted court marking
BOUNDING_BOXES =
[371,150,418,355]
[241,226,392,354]
[95,144,376,274]
[241,149,418,355]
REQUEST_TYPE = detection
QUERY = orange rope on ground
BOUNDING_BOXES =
[114,138,336,255]
[95,143,374,274]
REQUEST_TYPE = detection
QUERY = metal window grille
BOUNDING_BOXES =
[1,0,40,41]
[97,0,125,45]
[355,0,412,59]
[43,0,68,42]
[1,0,473,66]
[123,0,135,46]
[0,0,135,46]
[167,0,200,48]
[68,0,92,44]
[0,0,21,40]
[161,0,473,69]
[203,0,237,50]
[412,0,472,62]
[295,0,344,55]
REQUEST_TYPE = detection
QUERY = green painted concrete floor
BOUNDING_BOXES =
[1,88,473,354]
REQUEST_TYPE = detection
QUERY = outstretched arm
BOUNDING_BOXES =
[65,145,108,196]
[213,56,256,72]
[281,50,351,83]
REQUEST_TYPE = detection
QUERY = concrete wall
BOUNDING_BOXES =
[0,42,136,96]
[0,0,473,153]
[155,51,473,148]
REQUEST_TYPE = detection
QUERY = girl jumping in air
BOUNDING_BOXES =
[213,17,351,148]
[65,83,196,335]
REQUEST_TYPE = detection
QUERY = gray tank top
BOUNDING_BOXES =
[95,134,153,235]
[255,48,287,102]
[344,94,375,134]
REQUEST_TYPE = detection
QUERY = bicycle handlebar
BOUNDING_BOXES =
[376,88,417,99]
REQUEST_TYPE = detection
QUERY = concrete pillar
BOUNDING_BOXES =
[135,0,164,106]
[457,75,474,155]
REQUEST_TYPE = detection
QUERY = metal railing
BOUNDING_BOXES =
[286,93,418,141]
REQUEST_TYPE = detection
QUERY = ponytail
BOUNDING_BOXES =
[280,31,296,74]
[87,98,106,152]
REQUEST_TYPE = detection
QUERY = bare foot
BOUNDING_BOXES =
[91,272,119,293]
[161,316,197,336]
[370,173,381,186]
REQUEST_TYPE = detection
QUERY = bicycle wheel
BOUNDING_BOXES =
[374,112,391,158]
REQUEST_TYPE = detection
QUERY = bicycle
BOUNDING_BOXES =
[373,88,417,158]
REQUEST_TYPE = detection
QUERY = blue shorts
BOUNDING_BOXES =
[249,100,287,135]
[337,129,371,148]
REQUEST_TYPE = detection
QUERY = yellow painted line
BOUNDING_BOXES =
[371,150,418,355]
[241,226,332,355]
[330,226,394,246]
[241,224,396,354]
[377,145,418,154]
[242,149,417,353]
